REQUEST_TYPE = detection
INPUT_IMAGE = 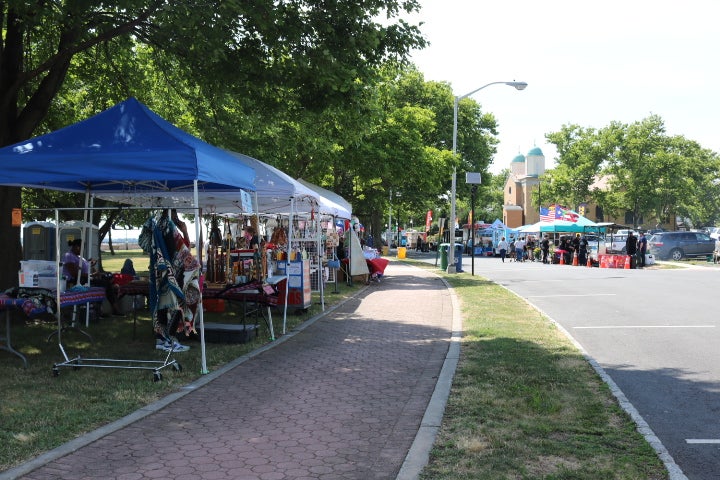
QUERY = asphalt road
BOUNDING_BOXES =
[415,251,720,480]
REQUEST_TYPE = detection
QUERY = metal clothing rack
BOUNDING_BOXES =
[52,347,182,382]
[48,206,182,382]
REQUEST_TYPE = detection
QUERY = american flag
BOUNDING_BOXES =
[539,206,554,222]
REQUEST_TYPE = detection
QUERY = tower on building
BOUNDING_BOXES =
[502,147,546,228]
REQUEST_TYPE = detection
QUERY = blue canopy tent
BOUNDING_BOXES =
[0,97,255,209]
[0,97,257,376]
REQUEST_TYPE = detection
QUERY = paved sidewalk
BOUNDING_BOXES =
[8,261,456,480]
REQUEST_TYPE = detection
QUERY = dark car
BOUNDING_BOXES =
[648,231,715,261]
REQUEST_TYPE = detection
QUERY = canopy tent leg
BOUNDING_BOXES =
[195,181,209,375]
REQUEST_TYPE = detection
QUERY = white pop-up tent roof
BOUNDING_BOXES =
[296,178,352,219]
[227,153,352,219]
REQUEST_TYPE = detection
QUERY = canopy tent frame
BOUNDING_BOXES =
[0,98,257,378]
[46,204,193,381]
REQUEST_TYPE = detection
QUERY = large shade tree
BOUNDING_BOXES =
[298,65,502,248]
[544,115,720,229]
[0,0,426,286]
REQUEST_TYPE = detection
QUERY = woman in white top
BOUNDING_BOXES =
[497,237,509,263]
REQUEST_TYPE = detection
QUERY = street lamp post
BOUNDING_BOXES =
[466,172,482,275]
[447,81,528,273]
[387,189,392,252]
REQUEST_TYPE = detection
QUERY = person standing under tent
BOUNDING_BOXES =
[578,234,589,266]
[541,235,551,264]
[243,226,260,250]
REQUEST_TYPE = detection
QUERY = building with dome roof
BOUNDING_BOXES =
[502,148,673,231]
[503,147,545,227]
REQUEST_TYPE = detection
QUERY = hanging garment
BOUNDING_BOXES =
[139,214,201,338]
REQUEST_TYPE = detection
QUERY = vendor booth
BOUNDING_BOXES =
[0,97,256,378]
[224,154,352,332]
[516,213,610,265]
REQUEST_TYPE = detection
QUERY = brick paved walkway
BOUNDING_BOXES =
[12,261,453,480]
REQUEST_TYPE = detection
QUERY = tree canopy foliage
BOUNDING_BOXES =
[0,0,427,285]
[543,115,720,229]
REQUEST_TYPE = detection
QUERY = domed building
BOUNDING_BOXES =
[503,147,545,228]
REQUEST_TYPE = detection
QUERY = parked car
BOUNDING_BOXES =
[584,234,606,257]
[648,231,715,261]
[605,234,628,254]
[705,227,720,240]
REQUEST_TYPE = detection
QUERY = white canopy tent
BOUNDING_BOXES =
[100,149,354,335]
[296,178,353,220]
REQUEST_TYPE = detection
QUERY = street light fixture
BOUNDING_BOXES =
[447,81,528,273]
[466,172,482,276]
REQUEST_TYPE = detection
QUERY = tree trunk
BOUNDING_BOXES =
[0,187,24,287]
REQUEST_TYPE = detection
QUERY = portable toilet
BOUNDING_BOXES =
[23,222,57,260]
[60,221,100,260]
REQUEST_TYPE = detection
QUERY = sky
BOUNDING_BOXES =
[404,0,720,174]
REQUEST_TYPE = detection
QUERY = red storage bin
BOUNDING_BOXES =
[203,298,225,313]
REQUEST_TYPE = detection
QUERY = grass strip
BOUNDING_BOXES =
[411,262,669,480]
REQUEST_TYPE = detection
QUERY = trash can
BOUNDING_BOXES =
[381,246,389,256]
[439,243,450,270]
[454,243,464,272]
[397,247,406,259]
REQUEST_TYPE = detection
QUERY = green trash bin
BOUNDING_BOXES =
[439,243,450,270]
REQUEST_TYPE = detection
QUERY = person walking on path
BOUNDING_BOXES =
[497,236,509,263]
[514,236,526,262]
[7,262,454,480]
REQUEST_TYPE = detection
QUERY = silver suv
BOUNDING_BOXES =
[648,231,715,261]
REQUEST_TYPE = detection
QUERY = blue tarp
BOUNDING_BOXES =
[0,97,255,197]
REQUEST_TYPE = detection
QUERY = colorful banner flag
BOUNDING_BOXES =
[557,206,579,222]
[541,204,580,222]
[425,210,433,232]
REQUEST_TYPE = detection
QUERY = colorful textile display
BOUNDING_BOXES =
[139,212,201,339]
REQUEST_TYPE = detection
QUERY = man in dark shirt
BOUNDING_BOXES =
[637,232,647,268]
[625,232,638,268]
[541,235,550,264]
